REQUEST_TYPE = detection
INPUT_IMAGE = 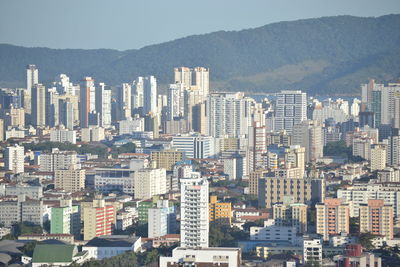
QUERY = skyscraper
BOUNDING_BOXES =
[193,67,210,99]
[206,92,251,138]
[143,76,157,116]
[292,120,323,163]
[132,77,144,109]
[274,90,307,133]
[174,67,192,89]
[167,83,185,120]
[26,64,38,95]
[116,83,132,120]
[180,173,209,248]
[31,83,46,127]
[95,83,112,128]
[5,144,25,174]
[80,77,96,128]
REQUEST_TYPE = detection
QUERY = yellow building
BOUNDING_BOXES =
[151,150,183,171]
[209,195,232,225]
[54,165,85,193]
[83,197,114,241]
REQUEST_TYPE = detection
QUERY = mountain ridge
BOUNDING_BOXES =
[1,14,400,95]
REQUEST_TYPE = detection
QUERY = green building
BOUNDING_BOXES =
[50,200,80,238]
[138,200,156,224]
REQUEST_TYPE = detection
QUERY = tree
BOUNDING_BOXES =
[21,241,37,257]
[359,232,375,250]
[349,217,359,234]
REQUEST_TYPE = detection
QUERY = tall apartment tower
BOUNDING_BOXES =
[359,199,393,239]
[116,83,132,120]
[206,92,251,138]
[180,173,209,248]
[174,67,192,89]
[273,202,308,233]
[167,83,185,120]
[95,83,112,128]
[193,67,210,98]
[292,120,323,163]
[80,77,96,128]
[26,64,38,95]
[83,197,114,241]
[54,165,85,193]
[132,77,144,109]
[59,99,74,130]
[316,198,350,241]
[31,84,46,127]
[134,168,167,200]
[5,144,25,174]
[370,144,387,171]
[248,124,267,171]
[274,90,307,133]
[143,76,157,116]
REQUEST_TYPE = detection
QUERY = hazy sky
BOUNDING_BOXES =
[1,0,399,50]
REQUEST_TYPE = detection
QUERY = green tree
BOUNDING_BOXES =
[359,232,375,250]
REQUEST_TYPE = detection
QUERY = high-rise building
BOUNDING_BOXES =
[206,92,251,138]
[132,77,144,109]
[174,67,192,89]
[54,165,85,193]
[31,83,46,127]
[387,135,400,167]
[292,120,323,162]
[38,149,78,172]
[26,64,38,95]
[193,67,210,99]
[83,197,114,240]
[209,195,232,225]
[273,202,308,234]
[370,144,387,171]
[172,134,214,159]
[316,198,350,241]
[50,127,77,144]
[274,90,307,133]
[51,199,80,238]
[80,77,96,128]
[148,200,176,238]
[5,144,24,174]
[151,150,183,171]
[59,99,74,130]
[248,124,267,171]
[143,76,157,116]
[167,83,185,120]
[359,199,393,239]
[116,83,132,120]
[180,173,209,248]
[134,168,167,200]
[95,83,112,128]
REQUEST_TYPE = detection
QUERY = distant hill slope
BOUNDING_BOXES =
[1,14,400,95]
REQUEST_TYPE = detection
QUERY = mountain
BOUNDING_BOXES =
[1,14,400,95]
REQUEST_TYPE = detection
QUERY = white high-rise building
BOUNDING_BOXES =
[172,134,214,159]
[274,90,307,133]
[132,77,144,109]
[206,92,251,138]
[26,64,38,95]
[50,127,76,144]
[134,168,167,200]
[292,120,323,163]
[371,144,387,171]
[38,149,78,172]
[80,77,96,128]
[167,83,185,120]
[174,67,192,89]
[31,83,46,127]
[180,173,209,248]
[143,76,157,116]
[5,144,24,174]
[118,116,145,135]
[117,83,132,120]
[95,83,112,128]
[193,67,210,99]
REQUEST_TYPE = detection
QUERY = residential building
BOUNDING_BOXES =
[172,134,214,159]
[148,200,176,238]
[5,144,24,174]
[50,199,80,238]
[54,165,85,193]
[273,202,307,233]
[274,90,307,133]
[180,173,209,248]
[142,76,157,116]
[0,195,45,227]
[80,77,96,128]
[0,183,42,199]
[209,195,232,225]
[359,200,393,239]
[31,83,46,127]
[83,197,114,240]
[94,167,135,194]
[316,198,350,241]
[118,116,144,135]
[95,82,112,128]
[303,238,322,266]
[50,127,77,144]
[370,144,387,171]
[134,168,167,200]
[26,64,38,96]
[292,120,323,162]
[151,150,183,171]
[250,219,298,245]
[38,149,78,172]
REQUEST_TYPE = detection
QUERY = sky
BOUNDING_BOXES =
[0,0,399,51]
